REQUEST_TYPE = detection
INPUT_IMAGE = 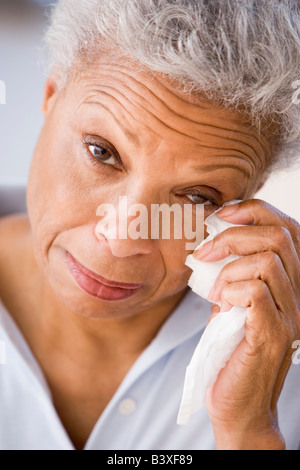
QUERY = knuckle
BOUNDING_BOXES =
[220,282,233,300]
[222,226,237,239]
[251,198,269,209]
[288,217,300,247]
[221,226,245,249]
[249,279,269,301]
[216,228,237,253]
[259,251,281,273]
[273,225,292,244]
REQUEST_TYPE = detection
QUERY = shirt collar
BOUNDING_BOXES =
[109,289,211,395]
[0,289,211,401]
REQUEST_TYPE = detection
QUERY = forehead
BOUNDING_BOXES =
[65,53,271,174]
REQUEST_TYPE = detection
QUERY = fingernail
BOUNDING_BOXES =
[218,204,239,219]
[194,240,213,260]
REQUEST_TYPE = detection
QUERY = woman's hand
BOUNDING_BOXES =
[194,199,300,450]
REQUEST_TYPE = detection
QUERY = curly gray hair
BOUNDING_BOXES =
[45,0,300,171]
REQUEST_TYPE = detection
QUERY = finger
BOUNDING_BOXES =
[208,252,298,317]
[221,280,279,328]
[207,280,289,413]
[194,225,300,292]
[220,277,299,410]
[219,279,296,350]
[218,199,300,241]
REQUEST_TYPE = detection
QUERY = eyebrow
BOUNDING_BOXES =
[83,101,140,145]
[193,163,251,179]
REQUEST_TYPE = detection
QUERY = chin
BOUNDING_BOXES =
[48,274,145,319]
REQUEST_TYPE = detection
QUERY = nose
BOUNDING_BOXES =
[95,196,154,258]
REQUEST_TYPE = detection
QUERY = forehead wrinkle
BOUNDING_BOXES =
[189,150,256,177]
[204,152,256,178]
[87,63,242,129]
[75,81,138,134]
[77,82,165,142]
[192,163,251,179]
[79,88,162,150]
[81,88,262,176]
[74,71,267,173]
[84,91,260,171]
[82,99,140,145]
[83,73,268,170]
[87,67,240,132]
[84,83,264,167]
[86,64,269,147]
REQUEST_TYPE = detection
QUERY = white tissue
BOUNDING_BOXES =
[177,200,247,426]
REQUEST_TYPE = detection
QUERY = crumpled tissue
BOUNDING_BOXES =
[177,200,247,426]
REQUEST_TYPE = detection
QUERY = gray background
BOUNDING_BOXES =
[1,0,300,221]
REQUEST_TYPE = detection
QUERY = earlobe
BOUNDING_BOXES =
[41,76,60,116]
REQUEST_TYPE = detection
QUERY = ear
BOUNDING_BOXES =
[41,75,60,116]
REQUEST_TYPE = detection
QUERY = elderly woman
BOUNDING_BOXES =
[0,0,300,451]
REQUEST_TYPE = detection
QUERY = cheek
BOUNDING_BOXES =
[159,237,194,289]
[154,206,208,293]
[29,129,87,215]
[27,125,107,263]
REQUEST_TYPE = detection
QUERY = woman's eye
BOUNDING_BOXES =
[88,144,117,166]
[186,194,212,205]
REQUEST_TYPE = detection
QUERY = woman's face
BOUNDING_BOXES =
[27,55,271,319]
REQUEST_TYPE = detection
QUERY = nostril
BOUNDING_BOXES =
[95,219,116,242]
[94,225,105,240]
[96,231,107,241]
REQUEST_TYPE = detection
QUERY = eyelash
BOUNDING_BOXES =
[181,193,220,207]
[83,139,121,169]
[82,138,221,207]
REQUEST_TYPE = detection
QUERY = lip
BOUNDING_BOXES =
[66,252,143,301]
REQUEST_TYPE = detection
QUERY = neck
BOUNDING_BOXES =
[36,280,187,363]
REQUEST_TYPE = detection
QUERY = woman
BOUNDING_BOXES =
[0,0,299,450]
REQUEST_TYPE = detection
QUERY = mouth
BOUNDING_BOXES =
[65,252,143,301]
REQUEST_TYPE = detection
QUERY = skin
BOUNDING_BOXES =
[198,202,300,449]
[0,53,299,450]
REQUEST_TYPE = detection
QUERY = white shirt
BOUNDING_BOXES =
[0,290,299,450]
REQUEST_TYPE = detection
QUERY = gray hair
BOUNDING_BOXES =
[45,0,300,171]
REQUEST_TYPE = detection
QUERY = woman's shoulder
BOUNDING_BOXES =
[0,214,31,299]
[0,213,31,259]
[0,212,29,229]
[0,214,30,247]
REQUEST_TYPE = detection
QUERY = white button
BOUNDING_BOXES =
[119,398,137,416]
